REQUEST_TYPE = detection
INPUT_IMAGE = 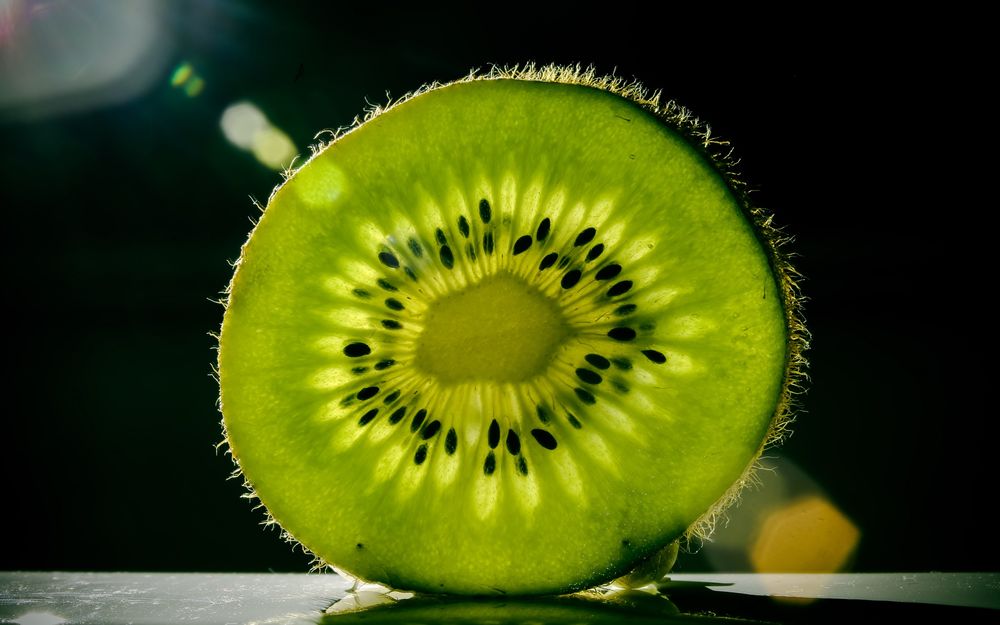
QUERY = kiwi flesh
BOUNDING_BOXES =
[218,65,806,595]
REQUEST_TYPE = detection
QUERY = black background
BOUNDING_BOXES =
[3,3,993,574]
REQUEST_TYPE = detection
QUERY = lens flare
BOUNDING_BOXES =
[220,101,297,171]
[750,495,860,573]
[0,0,172,120]
[1,0,24,46]
[183,76,204,97]
[169,62,193,87]
[220,101,268,149]
[169,61,205,97]
[702,455,861,576]
[250,126,296,170]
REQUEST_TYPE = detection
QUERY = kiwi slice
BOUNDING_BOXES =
[218,66,805,595]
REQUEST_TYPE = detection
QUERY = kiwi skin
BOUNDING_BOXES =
[217,63,808,591]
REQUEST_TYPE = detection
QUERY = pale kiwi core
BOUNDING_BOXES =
[415,274,570,383]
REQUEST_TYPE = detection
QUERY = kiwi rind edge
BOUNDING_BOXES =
[215,62,810,589]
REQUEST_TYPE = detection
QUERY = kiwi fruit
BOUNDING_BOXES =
[217,64,806,595]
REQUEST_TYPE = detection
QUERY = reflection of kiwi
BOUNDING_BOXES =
[218,65,806,595]
[320,589,769,624]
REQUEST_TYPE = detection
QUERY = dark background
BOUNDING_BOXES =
[3,2,993,574]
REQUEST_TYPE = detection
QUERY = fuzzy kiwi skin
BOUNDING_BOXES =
[218,64,807,595]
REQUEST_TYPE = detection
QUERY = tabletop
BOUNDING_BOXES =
[2,572,997,624]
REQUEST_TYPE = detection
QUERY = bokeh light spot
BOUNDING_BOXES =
[1,1,23,46]
[220,101,297,171]
[0,0,172,120]
[751,495,860,573]
[169,61,205,97]
[169,62,193,87]
[220,101,269,149]
[251,126,296,171]
[183,75,205,97]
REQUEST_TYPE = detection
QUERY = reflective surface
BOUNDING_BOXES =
[1,572,997,624]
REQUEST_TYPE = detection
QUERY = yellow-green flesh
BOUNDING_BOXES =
[219,79,787,594]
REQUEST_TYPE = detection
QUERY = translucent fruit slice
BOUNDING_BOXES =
[218,70,801,595]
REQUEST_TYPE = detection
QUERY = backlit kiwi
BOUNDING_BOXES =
[218,65,806,595]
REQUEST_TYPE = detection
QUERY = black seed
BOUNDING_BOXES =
[539,252,558,270]
[445,428,458,455]
[585,354,611,370]
[531,429,558,450]
[567,413,582,429]
[404,267,418,282]
[356,543,364,549]
[410,409,427,432]
[483,232,494,255]
[517,456,528,475]
[466,242,476,260]
[381,320,402,330]
[408,237,423,258]
[389,406,407,424]
[357,386,379,400]
[561,269,582,289]
[574,388,597,404]
[378,251,399,269]
[383,390,401,405]
[615,304,637,316]
[608,327,637,341]
[484,451,496,475]
[377,278,397,292]
[586,244,605,262]
[421,420,441,440]
[607,280,633,297]
[385,298,404,311]
[640,321,656,331]
[642,349,667,364]
[513,235,532,255]
[479,198,492,223]
[414,444,427,465]
[344,342,371,358]
[351,366,368,375]
[557,256,571,269]
[458,215,470,238]
[439,245,454,269]
[612,358,633,370]
[352,288,371,299]
[575,368,603,385]
[340,395,355,407]
[595,264,622,280]
[612,380,630,393]
[358,409,378,426]
[536,217,551,241]
[488,419,500,449]
[435,228,447,245]
[374,359,396,371]
[506,430,521,456]
[536,405,551,424]
[574,227,597,246]
[622,539,632,548]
